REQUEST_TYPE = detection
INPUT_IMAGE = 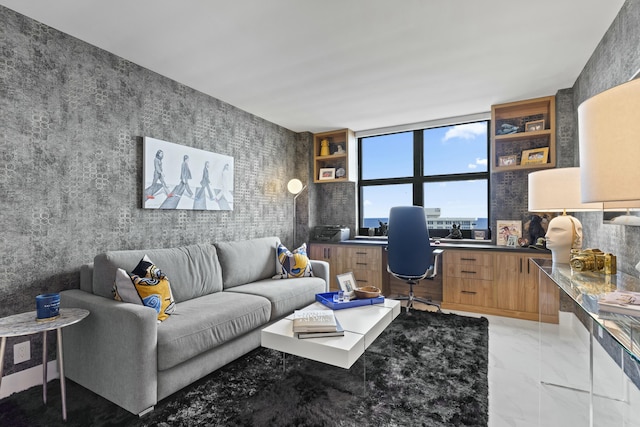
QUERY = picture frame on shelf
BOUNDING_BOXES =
[506,234,518,247]
[473,230,486,240]
[496,220,522,246]
[525,119,545,132]
[336,272,356,299]
[520,147,549,165]
[319,167,336,180]
[498,154,518,167]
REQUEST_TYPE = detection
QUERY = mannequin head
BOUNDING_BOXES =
[545,215,583,263]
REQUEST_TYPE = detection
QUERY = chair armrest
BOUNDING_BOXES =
[310,260,330,292]
[429,249,443,278]
[60,289,158,415]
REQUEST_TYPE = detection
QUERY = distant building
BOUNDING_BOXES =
[364,208,487,231]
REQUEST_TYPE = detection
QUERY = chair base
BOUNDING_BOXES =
[394,280,441,313]
[395,295,441,313]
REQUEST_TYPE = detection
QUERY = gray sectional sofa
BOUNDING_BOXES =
[60,236,329,416]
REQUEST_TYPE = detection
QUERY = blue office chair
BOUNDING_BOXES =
[386,206,441,313]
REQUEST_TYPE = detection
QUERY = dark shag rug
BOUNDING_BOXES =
[0,309,489,427]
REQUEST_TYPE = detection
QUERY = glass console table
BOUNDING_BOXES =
[534,258,640,427]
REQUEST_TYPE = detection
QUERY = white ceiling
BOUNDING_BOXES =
[0,0,626,133]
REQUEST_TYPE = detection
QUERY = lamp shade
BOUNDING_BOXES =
[578,78,640,203]
[287,178,304,195]
[528,167,601,212]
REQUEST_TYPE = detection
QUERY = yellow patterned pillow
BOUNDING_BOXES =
[113,255,176,321]
[272,243,314,279]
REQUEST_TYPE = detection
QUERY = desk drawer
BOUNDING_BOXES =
[444,251,493,266]
[445,264,493,280]
[344,247,382,264]
[443,279,494,307]
[352,270,381,288]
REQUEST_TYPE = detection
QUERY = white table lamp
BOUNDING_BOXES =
[528,167,601,263]
[579,78,640,205]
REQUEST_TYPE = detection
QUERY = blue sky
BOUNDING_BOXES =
[361,122,488,219]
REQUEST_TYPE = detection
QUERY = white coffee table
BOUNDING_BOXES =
[261,299,400,369]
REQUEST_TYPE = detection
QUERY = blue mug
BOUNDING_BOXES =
[36,293,60,320]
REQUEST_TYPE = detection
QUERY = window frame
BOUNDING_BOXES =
[357,120,491,235]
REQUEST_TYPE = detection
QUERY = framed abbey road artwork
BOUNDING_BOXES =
[142,137,234,211]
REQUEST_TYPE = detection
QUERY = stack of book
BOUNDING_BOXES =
[598,290,640,316]
[292,309,344,339]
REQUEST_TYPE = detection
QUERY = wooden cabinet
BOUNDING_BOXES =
[308,243,384,291]
[313,129,356,183]
[494,252,544,316]
[442,250,496,310]
[342,245,383,289]
[491,95,556,172]
[308,243,343,291]
[442,249,552,321]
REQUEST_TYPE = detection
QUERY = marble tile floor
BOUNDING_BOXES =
[407,302,640,427]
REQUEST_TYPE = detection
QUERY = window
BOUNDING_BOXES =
[358,120,489,234]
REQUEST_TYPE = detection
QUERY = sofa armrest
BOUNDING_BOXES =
[310,260,330,292]
[60,289,158,415]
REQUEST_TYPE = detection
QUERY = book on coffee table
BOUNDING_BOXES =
[297,318,344,339]
[292,309,337,333]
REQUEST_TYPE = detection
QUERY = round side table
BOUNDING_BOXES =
[0,308,89,421]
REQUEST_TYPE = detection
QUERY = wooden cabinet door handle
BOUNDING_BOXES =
[461,270,477,274]
[356,251,368,255]
[461,290,477,295]
[356,262,368,266]
[461,257,477,261]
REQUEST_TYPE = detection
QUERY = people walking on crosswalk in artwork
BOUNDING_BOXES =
[196,161,215,201]
[174,154,194,198]
[144,150,171,200]
[143,137,234,211]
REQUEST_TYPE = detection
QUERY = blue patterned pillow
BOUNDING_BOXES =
[272,243,314,279]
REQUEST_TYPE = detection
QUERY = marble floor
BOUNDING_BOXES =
[435,305,640,427]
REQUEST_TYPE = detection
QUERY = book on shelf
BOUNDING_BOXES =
[598,291,640,317]
[297,318,344,339]
[292,309,337,333]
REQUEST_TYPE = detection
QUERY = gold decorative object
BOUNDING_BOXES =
[570,248,616,274]
[319,139,330,156]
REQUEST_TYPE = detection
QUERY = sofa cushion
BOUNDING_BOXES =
[226,277,326,320]
[156,291,271,371]
[93,243,223,302]
[272,243,314,279]
[113,268,142,304]
[112,256,177,322]
[215,236,280,289]
[132,256,177,321]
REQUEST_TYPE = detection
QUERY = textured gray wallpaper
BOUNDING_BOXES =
[0,7,312,374]
[572,0,640,276]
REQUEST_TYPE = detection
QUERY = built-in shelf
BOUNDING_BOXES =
[313,129,356,183]
[491,95,556,172]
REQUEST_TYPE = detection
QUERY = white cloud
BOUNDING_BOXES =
[468,157,487,169]
[364,200,372,206]
[443,122,487,141]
